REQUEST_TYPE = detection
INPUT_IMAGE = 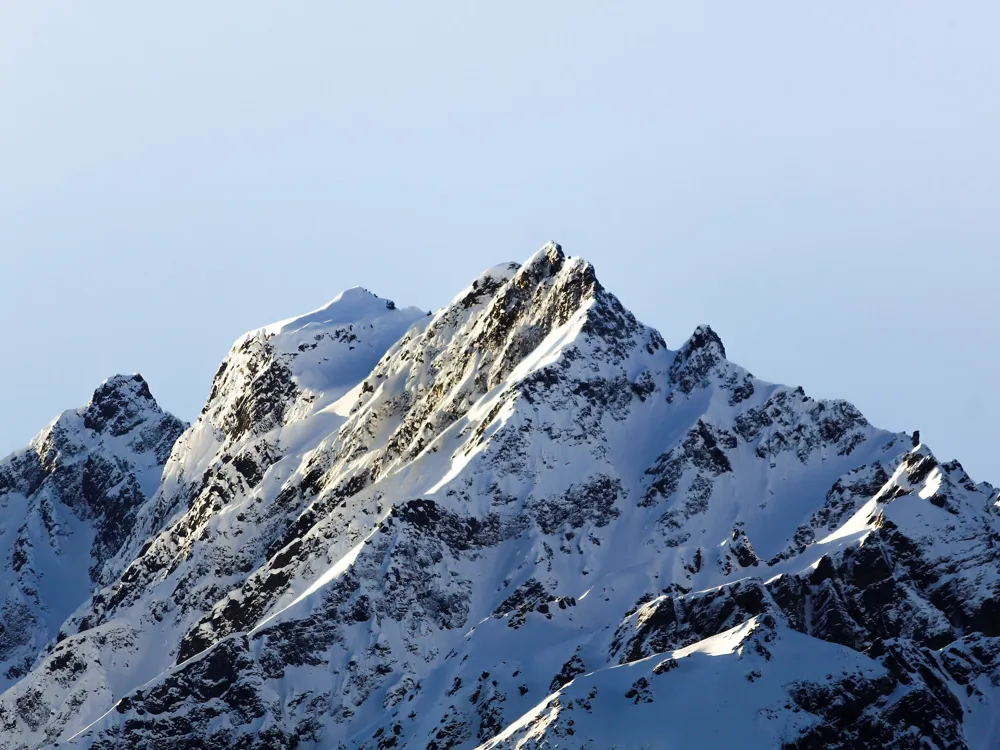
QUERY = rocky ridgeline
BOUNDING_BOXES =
[0,243,997,749]
[0,375,185,691]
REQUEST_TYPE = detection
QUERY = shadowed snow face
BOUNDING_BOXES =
[1,244,999,750]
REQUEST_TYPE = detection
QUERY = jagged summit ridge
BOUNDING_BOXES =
[98,286,429,598]
[0,375,185,691]
[0,243,996,749]
[83,373,168,438]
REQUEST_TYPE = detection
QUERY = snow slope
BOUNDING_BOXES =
[0,375,184,692]
[0,243,997,749]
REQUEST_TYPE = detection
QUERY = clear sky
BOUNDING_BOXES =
[1,3,996,482]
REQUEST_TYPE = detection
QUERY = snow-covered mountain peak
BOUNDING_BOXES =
[1,243,999,749]
[684,323,726,359]
[255,286,412,339]
[26,372,184,494]
[228,286,426,394]
[514,239,566,279]
[81,373,166,437]
[106,284,429,580]
[186,285,427,445]
[0,377,184,690]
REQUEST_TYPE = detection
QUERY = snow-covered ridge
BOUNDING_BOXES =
[0,242,998,749]
[0,374,185,692]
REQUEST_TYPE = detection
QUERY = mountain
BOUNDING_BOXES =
[0,375,185,691]
[0,243,997,749]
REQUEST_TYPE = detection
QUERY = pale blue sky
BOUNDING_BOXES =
[1,3,996,482]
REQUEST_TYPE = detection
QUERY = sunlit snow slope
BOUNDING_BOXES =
[0,243,997,749]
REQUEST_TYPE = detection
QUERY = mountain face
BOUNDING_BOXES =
[0,243,997,749]
[0,375,185,691]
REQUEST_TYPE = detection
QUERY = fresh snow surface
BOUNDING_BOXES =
[0,374,184,693]
[0,242,997,750]
[480,618,888,750]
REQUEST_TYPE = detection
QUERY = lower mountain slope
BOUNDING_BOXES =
[0,243,996,749]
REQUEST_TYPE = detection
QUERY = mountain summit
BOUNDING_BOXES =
[0,375,184,691]
[0,244,997,749]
